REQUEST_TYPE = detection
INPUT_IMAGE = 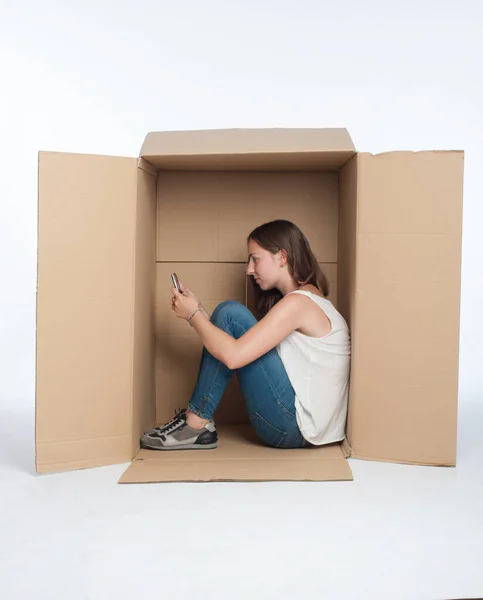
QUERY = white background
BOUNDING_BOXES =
[0,1,482,599]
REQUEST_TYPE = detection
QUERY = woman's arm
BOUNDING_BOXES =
[189,294,303,369]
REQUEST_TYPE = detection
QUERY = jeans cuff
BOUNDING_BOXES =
[187,402,213,421]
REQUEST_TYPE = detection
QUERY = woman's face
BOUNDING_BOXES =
[246,239,280,290]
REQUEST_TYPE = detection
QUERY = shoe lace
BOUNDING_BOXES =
[156,408,187,434]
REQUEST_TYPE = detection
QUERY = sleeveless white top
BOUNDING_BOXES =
[276,290,351,445]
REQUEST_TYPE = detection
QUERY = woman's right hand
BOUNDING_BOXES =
[178,280,210,318]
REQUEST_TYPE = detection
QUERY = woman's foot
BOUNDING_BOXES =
[141,409,218,451]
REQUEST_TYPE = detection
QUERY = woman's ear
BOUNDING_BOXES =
[279,249,288,267]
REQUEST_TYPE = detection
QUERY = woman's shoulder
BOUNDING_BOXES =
[290,287,349,331]
[290,285,328,301]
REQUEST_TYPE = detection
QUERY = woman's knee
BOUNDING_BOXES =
[211,300,249,324]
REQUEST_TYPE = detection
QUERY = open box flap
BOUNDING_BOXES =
[119,425,353,483]
[36,151,140,473]
[140,128,356,171]
[345,151,464,467]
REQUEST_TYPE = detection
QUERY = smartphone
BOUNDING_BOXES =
[171,272,181,292]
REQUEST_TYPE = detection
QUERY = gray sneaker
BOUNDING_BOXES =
[141,409,218,450]
[144,408,187,436]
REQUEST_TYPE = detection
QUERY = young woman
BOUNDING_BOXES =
[141,219,351,451]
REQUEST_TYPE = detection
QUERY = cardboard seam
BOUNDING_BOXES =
[357,232,458,237]
[339,152,357,170]
[135,454,349,463]
[137,157,158,177]
[155,260,339,264]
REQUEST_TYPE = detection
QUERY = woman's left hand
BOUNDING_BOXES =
[171,287,200,321]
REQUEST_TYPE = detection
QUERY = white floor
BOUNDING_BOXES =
[0,395,482,600]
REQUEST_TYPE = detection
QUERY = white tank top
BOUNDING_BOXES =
[276,290,351,445]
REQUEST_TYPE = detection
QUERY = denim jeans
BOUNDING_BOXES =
[188,300,305,449]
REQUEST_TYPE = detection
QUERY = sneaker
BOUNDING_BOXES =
[144,408,187,435]
[141,409,218,451]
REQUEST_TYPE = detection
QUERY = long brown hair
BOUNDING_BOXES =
[247,219,329,319]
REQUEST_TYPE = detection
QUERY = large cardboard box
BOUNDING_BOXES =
[35,129,464,482]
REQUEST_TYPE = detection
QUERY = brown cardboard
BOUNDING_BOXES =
[156,171,339,263]
[36,152,139,473]
[119,425,353,483]
[141,128,355,170]
[337,155,358,334]
[130,162,158,456]
[345,151,464,466]
[35,129,464,482]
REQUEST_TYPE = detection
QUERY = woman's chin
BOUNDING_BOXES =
[258,282,275,291]
[252,277,275,292]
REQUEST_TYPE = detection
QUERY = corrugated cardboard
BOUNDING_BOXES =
[141,128,355,170]
[346,151,464,466]
[36,153,139,472]
[156,171,339,262]
[35,129,464,482]
[130,161,157,456]
[120,425,353,483]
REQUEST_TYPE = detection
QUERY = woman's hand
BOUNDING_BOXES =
[171,279,203,321]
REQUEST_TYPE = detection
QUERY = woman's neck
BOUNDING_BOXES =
[279,277,304,297]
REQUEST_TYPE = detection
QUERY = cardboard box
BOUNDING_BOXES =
[35,129,464,482]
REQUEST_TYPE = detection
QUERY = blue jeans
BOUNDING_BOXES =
[188,300,305,449]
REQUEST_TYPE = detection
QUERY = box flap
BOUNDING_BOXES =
[36,152,139,473]
[130,165,158,457]
[119,425,353,483]
[140,128,355,170]
[346,151,464,467]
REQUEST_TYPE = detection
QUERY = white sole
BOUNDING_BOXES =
[141,442,218,451]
